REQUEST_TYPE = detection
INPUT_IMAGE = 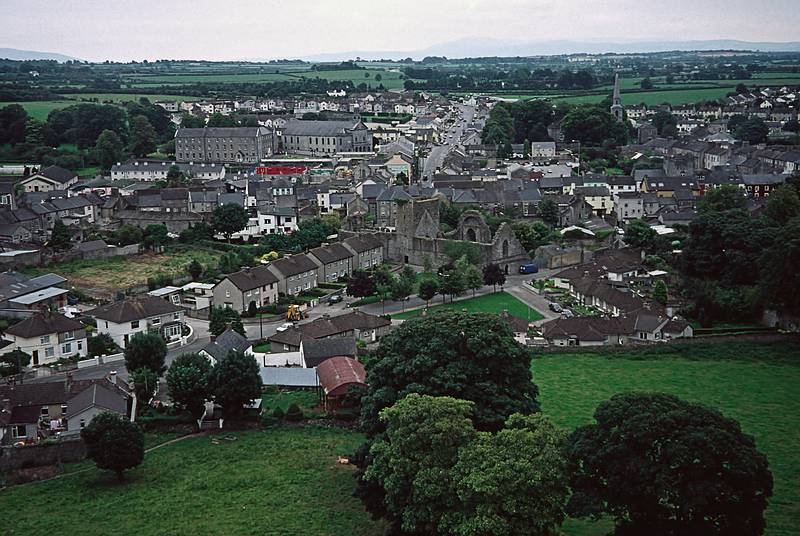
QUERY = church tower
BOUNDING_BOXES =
[610,73,624,122]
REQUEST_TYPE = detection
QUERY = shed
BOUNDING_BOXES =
[315,356,366,411]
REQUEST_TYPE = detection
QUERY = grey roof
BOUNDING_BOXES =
[283,119,364,137]
[260,367,319,387]
[308,243,354,265]
[90,296,182,323]
[269,254,319,277]
[301,337,357,367]
[34,165,76,184]
[224,265,279,292]
[202,328,251,362]
[5,312,83,338]
[343,234,383,253]
[0,273,67,302]
[75,240,109,253]
[65,383,128,419]
[176,127,268,138]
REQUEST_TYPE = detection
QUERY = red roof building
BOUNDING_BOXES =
[315,356,366,411]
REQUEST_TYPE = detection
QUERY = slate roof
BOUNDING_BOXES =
[90,296,182,323]
[34,166,76,184]
[0,273,67,303]
[4,312,82,339]
[308,243,353,265]
[301,337,357,368]
[269,310,390,347]
[283,119,363,137]
[343,234,383,253]
[176,127,267,138]
[202,328,251,362]
[64,383,128,419]
[541,317,630,341]
[269,254,319,277]
[224,265,279,292]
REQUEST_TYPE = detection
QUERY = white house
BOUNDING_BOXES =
[2,312,87,366]
[17,166,78,193]
[90,296,185,349]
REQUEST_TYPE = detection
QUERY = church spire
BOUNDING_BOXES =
[610,73,624,122]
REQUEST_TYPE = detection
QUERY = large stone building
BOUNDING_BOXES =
[343,198,529,273]
[175,127,274,164]
[281,119,372,155]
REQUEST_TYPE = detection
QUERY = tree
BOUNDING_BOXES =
[131,367,158,408]
[206,112,236,127]
[759,216,800,315]
[187,259,203,281]
[360,310,538,437]
[422,254,433,273]
[166,352,213,415]
[565,393,773,536]
[49,219,71,250]
[734,117,769,144]
[449,413,569,536]
[209,306,246,337]
[623,219,657,250]
[81,412,144,481]
[438,267,465,302]
[347,269,377,298]
[115,224,143,246]
[736,82,749,94]
[166,165,186,187]
[87,333,119,357]
[783,118,800,133]
[418,277,439,307]
[522,138,531,158]
[95,129,124,170]
[211,349,262,418]
[483,263,506,291]
[180,113,205,128]
[764,184,800,225]
[462,263,484,297]
[128,115,157,156]
[211,203,249,242]
[640,77,654,90]
[699,185,747,212]
[442,240,483,265]
[561,105,628,146]
[364,395,478,535]
[0,349,31,376]
[538,198,559,226]
[652,110,678,135]
[123,332,167,375]
[142,224,169,250]
[392,266,415,309]
[652,279,668,304]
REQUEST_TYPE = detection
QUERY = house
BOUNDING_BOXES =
[90,296,185,348]
[268,310,391,352]
[199,328,252,365]
[17,166,78,193]
[614,192,644,223]
[342,234,383,269]
[64,382,129,433]
[307,243,355,283]
[212,265,279,313]
[2,312,87,366]
[281,119,372,155]
[541,317,628,346]
[300,337,357,368]
[316,356,366,411]
[175,127,274,164]
[266,254,319,296]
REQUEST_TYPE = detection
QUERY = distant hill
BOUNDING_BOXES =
[0,47,80,62]
[297,38,800,62]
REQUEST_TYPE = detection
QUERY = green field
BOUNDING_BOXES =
[125,72,298,84]
[0,427,385,536]
[391,290,544,321]
[73,93,201,103]
[533,340,800,536]
[4,100,74,120]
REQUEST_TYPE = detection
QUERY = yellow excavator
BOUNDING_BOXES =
[286,304,306,322]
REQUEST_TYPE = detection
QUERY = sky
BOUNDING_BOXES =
[2,0,799,61]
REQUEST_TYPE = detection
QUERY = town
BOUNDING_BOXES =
[0,5,799,536]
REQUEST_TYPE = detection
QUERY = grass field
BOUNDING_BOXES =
[4,101,74,120]
[261,388,320,413]
[533,340,800,536]
[391,290,544,321]
[72,93,201,103]
[0,427,385,536]
[26,247,223,291]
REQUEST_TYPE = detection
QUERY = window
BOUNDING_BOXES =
[62,343,72,354]
[12,425,26,438]
[41,406,49,417]
[61,404,67,414]
[64,330,74,340]
[173,312,181,321]
[40,335,50,344]
[283,344,289,351]
[80,418,86,429]
[131,320,140,329]
[225,290,231,298]
[45,347,54,358]
[151,317,161,325]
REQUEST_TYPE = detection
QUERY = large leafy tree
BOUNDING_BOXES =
[95,129,124,170]
[211,203,249,242]
[538,198,559,226]
[0,349,31,376]
[734,117,769,144]
[565,393,773,536]
[482,263,506,291]
[623,219,657,250]
[347,269,376,298]
[81,412,145,481]
[128,115,157,156]
[210,349,262,418]
[418,276,439,307]
[759,216,800,315]
[763,184,800,225]
[47,103,127,148]
[360,310,539,436]
[0,104,28,144]
[450,413,569,536]
[49,219,72,250]
[208,306,245,337]
[123,332,167,375]
[364,394,478,535]
[561,104,628,146]
[166,352,213,415]
[699,185,747,212]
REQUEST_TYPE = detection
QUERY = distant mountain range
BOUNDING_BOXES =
[296,38,800,62]
[0,47,81,62]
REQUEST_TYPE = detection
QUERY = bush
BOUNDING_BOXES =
[285,403,304,422]
[260,413,279,427]
[272,407,285,420]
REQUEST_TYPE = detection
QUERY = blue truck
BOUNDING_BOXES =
[518,263,538,274]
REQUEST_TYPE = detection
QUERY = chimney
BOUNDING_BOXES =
[109,370,117,385]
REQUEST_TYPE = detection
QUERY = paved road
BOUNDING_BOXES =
[422,103,476,178]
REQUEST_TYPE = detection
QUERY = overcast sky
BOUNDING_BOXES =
[3,0,799,61]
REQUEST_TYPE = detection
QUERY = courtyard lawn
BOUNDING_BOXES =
[24,247,223,291]
[533,339,800,536]
[261,387,320,413]
[391,290,544,321]
[0,427,385,536]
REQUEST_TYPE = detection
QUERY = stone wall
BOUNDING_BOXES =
[0,437,86,472]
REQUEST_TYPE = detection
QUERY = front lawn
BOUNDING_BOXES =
[392,291,544,321]
[1,427,385,536]
[261,388,320,413]
[534,339,800,536]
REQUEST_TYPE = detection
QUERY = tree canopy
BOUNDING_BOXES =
[211,349,263,418]
[81,412,145,481]
[211,203,249,242]
[166,352,213,415]
[123,332,167,375]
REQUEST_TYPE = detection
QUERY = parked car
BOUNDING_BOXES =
[549,303,563,313]
[276,322,294,332]
[561,309,574,318]
[519,263,539,274]
[327,294,343,305]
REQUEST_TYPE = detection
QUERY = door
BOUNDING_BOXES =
[32,350,39,366]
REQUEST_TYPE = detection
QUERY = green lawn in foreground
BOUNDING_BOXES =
[533,340,800,536]
[261,388,320,413]
[1,427,385,536]
[392,290,544,321]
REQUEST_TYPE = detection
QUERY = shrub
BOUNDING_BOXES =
[285,403,304,422]
[272,407,285,420]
